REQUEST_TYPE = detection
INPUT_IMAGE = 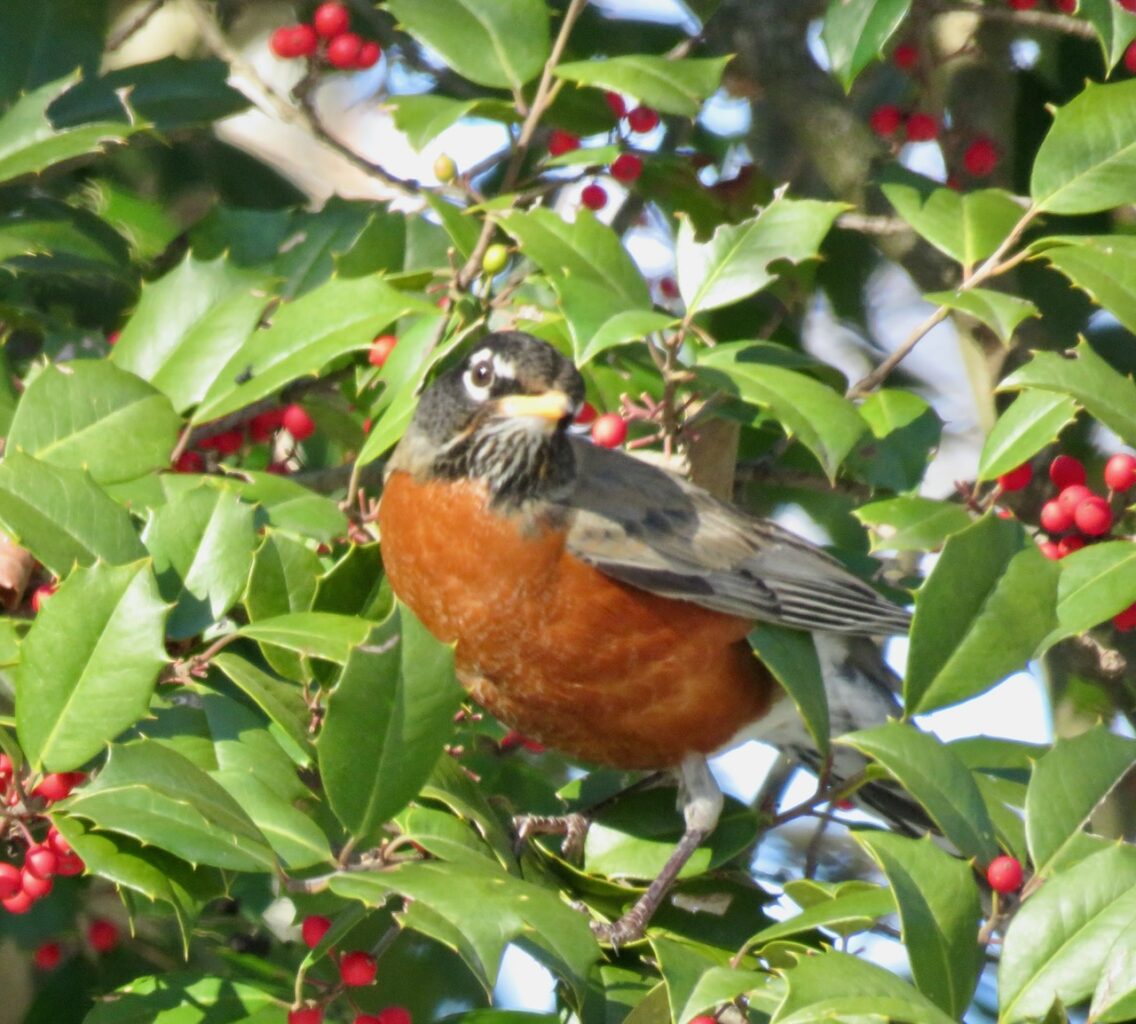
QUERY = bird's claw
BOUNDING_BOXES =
[512,812,590,862]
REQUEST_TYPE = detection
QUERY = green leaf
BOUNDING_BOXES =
[63,739,276,872]
[1000,844,1136,1023]
[0,73,144,185]
[0,451,146,574]
[698,347,865,479]
[749,624,828,756]
[194,275,432,423]
[7,360,180,484]
[0,0,106,107]
[243,531,321,680]
[748,885,895,945]
[880,170,1024,265]
[331,861,599,997]
[554,55,730,117]
[391,94,517,151]
[424,192,482,261]
[925,288,1039,343]
[839,723,998,863]
[676,198,846,314]
[320,604,461,841]
[1031,79,1136,214]
[1025,726,1136,877]
[84,973,280,1024]
[141,486,257,639]
[855,833,982,1016]
[905,516,1059,713]
[238,611,371,664]
[212,653,312,757]
[386,0,549,91]
[1052,541,1136,640]
[1000,340,1136,446]
[1091,930,1136,1024]
[1035,235,1136,335]
[977,389,1079,481]
[1079,0,1136,69]
[822,0,913,91]
[852,389,942,492]
[16,560,165,771]
[47,57,249,132]
[578,310,675,366]
[854,497,973,552]
[111,253,274,413]
[223,470,348,543]
[678,966,776,1024]
[212,770,331,869]
[773,949,958,1024]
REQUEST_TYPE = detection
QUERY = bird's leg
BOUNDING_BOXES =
[591,754,723,946]
[512,812,590,862]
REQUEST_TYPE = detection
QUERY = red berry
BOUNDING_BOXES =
[202,429,243,455]
[375,1010,412,1024]
[1039,500,1074,534]
[301,914,332,949]
[604,91,627,119]
[1049,454,1086,489]
[2,890,34,914]
[369,334,398,368]
[355,41,382,69]
[591,413,628,449]
[1113,602,1136,631]
[1039,541,1061,560]
[627,106,659,133]
[1057,534,1086,558]
[248,409,286,444]
[282,405,316,441]
[1056,483,1092,512]
[174,450,205,473]
[270,26,301,59]
[581,183,608,210]
[904,113,939,141]
[0,752,10,783]
[986,854,1024,893]
[963,137,999,177]
[0,863,21,899]
[327,32,363,69]
[573,401,597,426]
[688,1018,716,1024]
[659,276,679,299]
[339,950,377,986]
[288,1010,323,1024]
[1074,495,1112,536]
[548,129,580,156]
[21,869,52,899]
[1119,0,1136,9]
[1125,40,1136,75]
[33,773,76,803]
[31,583,57,614]
[33,941,61,970]
[998,463,1032,491]
[47,827,71,857]
[893,43,918,70]
[88,918,119,953]
[1054,0,1076,9]
[1008,0,1037,8]
[266,462,291,475]
[611,153,643,183]
[107,331,120,346]
[54,852,84,877]
[869,104,904,137]
[25,846,57,880]
[1104,453,1136,492]
[292,24,318,57]
[313,2,351,37]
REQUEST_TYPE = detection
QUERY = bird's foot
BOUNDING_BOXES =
[512,811,590,862]
[589,908,649,948]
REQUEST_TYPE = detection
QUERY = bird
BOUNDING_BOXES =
[378,330,915,944]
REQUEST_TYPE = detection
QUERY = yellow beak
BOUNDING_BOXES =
[495,390,574,422]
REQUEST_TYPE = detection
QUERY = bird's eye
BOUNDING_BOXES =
[471,360,495,388]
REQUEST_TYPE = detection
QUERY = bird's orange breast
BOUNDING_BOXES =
[378,471,776,769]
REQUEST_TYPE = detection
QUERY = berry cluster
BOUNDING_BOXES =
[547,92,658,212]
[289,915,412,1024]
[0,754,86,916]
[1000,452,1136,629]
[174,404,316,475]
[271,3,381,71]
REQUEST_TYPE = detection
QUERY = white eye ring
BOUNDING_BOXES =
[463,359,495,401]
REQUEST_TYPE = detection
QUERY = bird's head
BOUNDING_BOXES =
[402,331,586,506]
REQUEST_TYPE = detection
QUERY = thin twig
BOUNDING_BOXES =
[106,0,166,51]
[848,203,1040,396]
[926,1,1097,40]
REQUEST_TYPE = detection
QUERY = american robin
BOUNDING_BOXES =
[379,330,914,943]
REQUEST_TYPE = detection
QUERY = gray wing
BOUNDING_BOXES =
[560,438,911,637]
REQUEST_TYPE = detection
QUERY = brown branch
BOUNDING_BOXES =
[926,1,1097,40]
[106,0,166,51]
